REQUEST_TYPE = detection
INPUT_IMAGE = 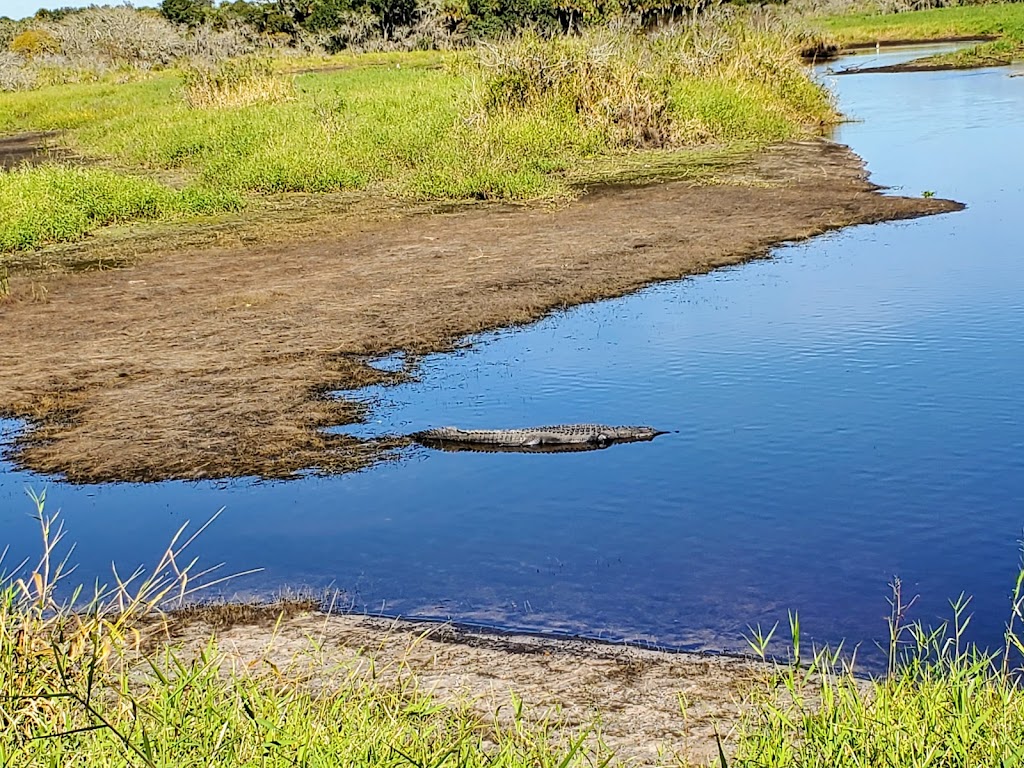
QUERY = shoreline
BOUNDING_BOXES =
[839,34,998,51]
[0,139,963,483]
[154,602,783,766]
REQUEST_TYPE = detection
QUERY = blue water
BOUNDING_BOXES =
[2,60,1022,665]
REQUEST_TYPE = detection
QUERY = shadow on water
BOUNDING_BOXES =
[2,54,1023,668]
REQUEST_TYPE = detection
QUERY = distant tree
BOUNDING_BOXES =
[160,0,214,26]
[216,0,296,35]
[617,0,711,28]
[462,0,559,38]
[365,0,419,40]
[0,18,18,48]
[32,6,81,22]
[302,0,355,31]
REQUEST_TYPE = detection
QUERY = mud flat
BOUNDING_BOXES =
[0,139,961,483]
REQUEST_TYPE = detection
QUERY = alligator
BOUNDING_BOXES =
[411,424,666,453]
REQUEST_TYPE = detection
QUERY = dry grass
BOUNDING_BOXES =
[181,56,296,109]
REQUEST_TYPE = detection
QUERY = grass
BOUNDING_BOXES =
[0,493,609,768]
[0,166,243,252]
[4,495,1024,766]
[817,3,1024,46]
[0,15,837,255]
[728,574,1024,767]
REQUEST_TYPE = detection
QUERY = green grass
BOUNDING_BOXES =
[916,36,1024,69]
[0,496,608,768]
[818,2,1024,46]
[729,578,1024,768]
[0,166,242,251]
[0,19,837,254]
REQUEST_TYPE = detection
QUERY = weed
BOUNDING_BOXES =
[0,495,608,767]
[729,557,1024,767]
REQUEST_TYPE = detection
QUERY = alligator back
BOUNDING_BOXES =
[412,424,664,451]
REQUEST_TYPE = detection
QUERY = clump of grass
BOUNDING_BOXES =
[728,569,1024,767]
[181,56,296,109]
[0,494,608,767]
[479,12,838,151]
[0,165,242,252]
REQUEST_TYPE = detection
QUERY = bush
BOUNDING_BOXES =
[479,12,837,150]
[9,29,60,57]
[45,6,186,69]
[0,51,36,91]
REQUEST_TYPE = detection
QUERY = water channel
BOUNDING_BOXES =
[2,50,1022,666]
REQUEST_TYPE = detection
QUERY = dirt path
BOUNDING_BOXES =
[0,140,962,482]
[160,607,778,767]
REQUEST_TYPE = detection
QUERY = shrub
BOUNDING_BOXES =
[45,6,186,69]
[479,13,837,150]
[0,51,36,91]
[9,29,60,57]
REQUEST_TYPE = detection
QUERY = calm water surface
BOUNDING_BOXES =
[2,60,1022,664]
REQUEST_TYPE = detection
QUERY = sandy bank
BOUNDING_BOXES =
[157,605,780,766]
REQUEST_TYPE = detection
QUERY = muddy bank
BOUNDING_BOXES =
[157,605,776,766]
[0,131,70,170]
[0,140,962,482]
[834,55,1009,74]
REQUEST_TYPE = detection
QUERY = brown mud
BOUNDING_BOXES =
[834,56,1009,74]
[0,140,963,483]
[0,130,71,170]
[156,604,784,766]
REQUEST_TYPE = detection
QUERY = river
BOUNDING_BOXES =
[2,49,1022,666]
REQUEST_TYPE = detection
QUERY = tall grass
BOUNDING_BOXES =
[181,56,296,109]
[728,569,1024,767]
[0,494,608,767]
[481,14,836,150]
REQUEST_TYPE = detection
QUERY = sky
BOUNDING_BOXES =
[3,0,156,21]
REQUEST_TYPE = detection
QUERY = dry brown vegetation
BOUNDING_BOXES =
[0,140,962,483]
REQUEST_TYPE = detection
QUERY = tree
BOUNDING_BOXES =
[302,0,354,32]
[365,0,419,40]
[160,0,214,26]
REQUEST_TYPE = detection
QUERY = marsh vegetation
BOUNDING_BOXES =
[4,501,1024,767]
[1,8,838,254]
